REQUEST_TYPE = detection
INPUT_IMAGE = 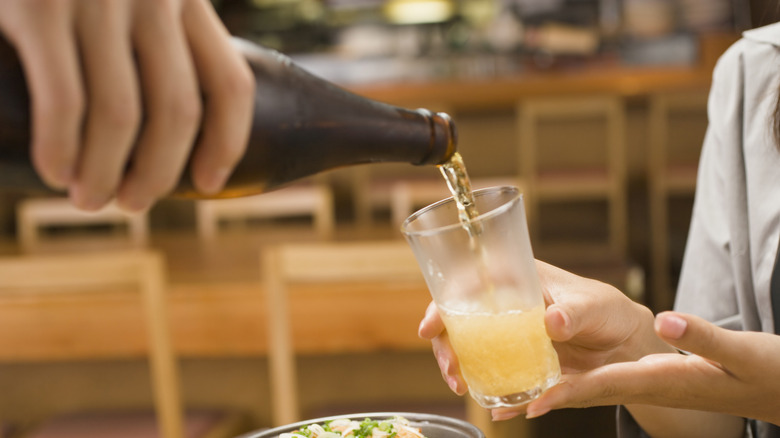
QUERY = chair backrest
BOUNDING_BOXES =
[517,95,628,255]
[0,250,183,438]
[16,198,149,253]
[648,90,709,192]
[195,184,335,241]
[261,240,427,426]
[646,90,708,311]
[518,95,626,188]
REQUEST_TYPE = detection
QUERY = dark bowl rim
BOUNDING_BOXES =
[236,412,484,438]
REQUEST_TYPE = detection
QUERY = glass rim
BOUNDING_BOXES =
[400,185,522,238]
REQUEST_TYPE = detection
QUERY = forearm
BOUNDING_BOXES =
[626,404,745,438]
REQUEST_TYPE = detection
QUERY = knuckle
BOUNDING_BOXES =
[27,0,59,10]
[32,91,84,180]
[93,93,141,132]
[84,0,116,12]
[216,133,248,164]
[2,0,65,32]
[136,0,181,16]
[31,144,66,178]
[223,62,256,101]
[696,321,717,349]
[165,88,202,130]
[44,87,86,121]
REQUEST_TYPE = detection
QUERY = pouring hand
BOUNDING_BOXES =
[0,0,254,211]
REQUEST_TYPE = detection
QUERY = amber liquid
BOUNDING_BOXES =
[438,152,480,236]
[437,153,496,305]
[440,304,560,399]
[437,154,560,407]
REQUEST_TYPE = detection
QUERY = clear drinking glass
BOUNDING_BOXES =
[401,186,560,409]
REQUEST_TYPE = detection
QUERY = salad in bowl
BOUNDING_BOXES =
[280,416,424,438]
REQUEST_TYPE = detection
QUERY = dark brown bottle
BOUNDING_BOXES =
[0,38,456,199]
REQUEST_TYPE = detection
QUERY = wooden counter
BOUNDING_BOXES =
[348,32,739,110]
[351,64,706,111]
[0,279,431,361]
[0,227,640,362]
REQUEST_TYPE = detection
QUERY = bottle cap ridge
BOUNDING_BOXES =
[415,109,458,166]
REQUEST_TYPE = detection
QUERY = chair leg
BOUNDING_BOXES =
[352,167,373,228]
[140,253,184,438]
[315,188,335,240]
[465,397,531,438]
[649,188,673,311]
[264,248,301,426]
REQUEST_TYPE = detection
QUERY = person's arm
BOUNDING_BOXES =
[610,35,755,438]
[0,0,255,211]
[417,263,764,437]
[525,310,780,436]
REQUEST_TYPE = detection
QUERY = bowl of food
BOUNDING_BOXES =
[237,412,484,438]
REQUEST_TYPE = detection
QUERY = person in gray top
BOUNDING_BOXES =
[419,22,780,438]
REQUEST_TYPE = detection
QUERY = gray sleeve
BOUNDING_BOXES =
[674,41,743,328]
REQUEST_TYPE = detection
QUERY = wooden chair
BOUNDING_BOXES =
[195,183,335,241]
[262,240,424,426]
[24,410,245,438]
[351,166,438,229]
[647,91,708,310]
[517,95,628,256]
[16,198,148,253]
[0,251,183,438]
[261,240,512,437]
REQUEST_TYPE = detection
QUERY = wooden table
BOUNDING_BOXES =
[0,227,432,362]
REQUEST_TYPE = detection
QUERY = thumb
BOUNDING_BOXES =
[418,301,444,340]
[545,303,575,342]
[654,311,746,366]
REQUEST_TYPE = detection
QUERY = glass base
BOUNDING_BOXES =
[469,374,560,409]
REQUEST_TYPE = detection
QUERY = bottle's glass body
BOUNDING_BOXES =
[0,38,456,199]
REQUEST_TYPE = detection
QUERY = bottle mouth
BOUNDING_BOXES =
[415,109,458,165]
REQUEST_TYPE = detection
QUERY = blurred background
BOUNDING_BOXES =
[0,1,776,437]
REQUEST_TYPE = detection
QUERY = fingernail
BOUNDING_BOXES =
[51,166,74,190]
[436,352,448,369]
[525,405,550,419]
[73,197,107,212]
[198,167,231,195]
[418,321,427,338]
[492,410,520,421]
[446,376,460,393]
[69,187,110,212]
[117,195,151,213]
[552,306,570,330]
[657,313,687,340]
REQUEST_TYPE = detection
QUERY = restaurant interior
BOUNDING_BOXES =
[0,0,775,437]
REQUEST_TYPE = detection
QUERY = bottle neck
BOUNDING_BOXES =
[415,110,457,166]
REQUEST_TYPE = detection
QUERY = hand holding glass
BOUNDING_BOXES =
[402,186,560,409]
